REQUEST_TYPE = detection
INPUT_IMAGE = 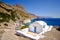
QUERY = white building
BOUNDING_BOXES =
[29,21,52,34]
[16,21,53,40]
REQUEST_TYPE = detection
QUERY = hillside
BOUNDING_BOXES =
[0,2,38,40]
[0,2,60,40]
[0,2,37,23]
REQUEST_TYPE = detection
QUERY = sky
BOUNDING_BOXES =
[1,0,60,18]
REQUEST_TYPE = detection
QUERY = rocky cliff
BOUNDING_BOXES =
[0,2,38,23]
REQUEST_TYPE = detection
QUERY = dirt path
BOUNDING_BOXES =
[1,22,60,40]
[1,23,19,40]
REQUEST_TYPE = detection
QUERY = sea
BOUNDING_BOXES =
[31,18,60,26]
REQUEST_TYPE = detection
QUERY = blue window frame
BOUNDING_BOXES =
[34,27,36,33]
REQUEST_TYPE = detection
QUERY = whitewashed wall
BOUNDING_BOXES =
[29,21,52,35]
[36,25,43,33]
[29,22,43,34]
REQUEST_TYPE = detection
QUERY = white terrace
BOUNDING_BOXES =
[16,21,53,40]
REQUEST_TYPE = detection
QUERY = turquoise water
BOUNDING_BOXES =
[31,18,60,26]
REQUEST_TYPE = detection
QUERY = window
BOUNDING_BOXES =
[43,25,45,28]
[34,27,36,33]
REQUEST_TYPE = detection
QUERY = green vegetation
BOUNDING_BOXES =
[21,25,28,29]
[0,12,11,22]
[0,12,19,22]
[0,2,30,23]
[11,11,16,21]
[11,10,20,21]
[0,9,20,22]
[0,4,20,22]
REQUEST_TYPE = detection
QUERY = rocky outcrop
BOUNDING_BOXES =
[0,2,38,23]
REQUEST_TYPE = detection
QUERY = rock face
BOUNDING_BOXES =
[0,2,38,23]
[28,13,38,19]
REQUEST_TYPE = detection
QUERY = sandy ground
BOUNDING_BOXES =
[1,23,60,40]
[40,28,60,40]
[1,23,19,40]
